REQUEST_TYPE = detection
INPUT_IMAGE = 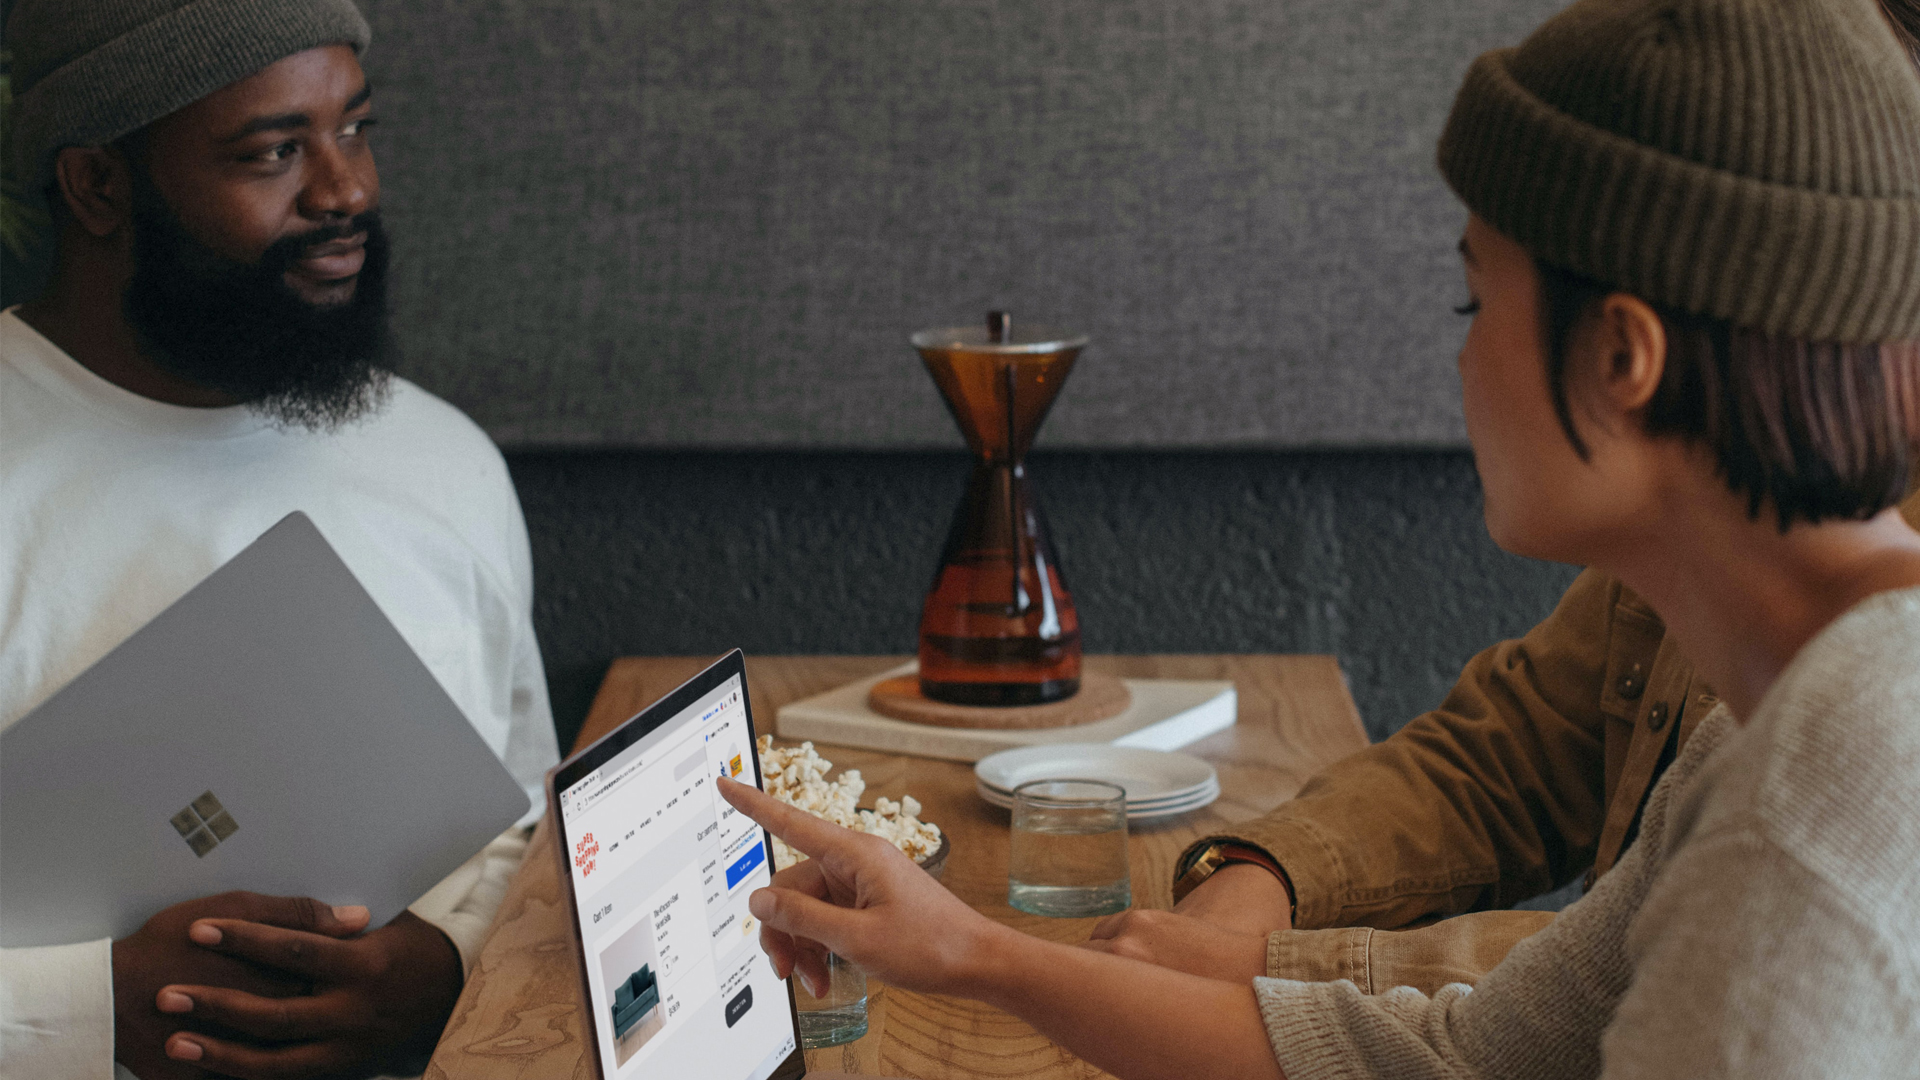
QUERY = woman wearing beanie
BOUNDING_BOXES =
[717,0,1920,1076]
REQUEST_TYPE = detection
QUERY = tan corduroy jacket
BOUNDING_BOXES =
[1192,489,1920,995]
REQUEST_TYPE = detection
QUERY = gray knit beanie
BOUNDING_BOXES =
[7,0,371,190]
[1439,0,1920,344]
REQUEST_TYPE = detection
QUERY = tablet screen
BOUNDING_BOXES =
[555,666,800,1079]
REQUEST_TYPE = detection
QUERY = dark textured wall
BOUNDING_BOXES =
[510,448,1581,753]
[351,0,1561,450]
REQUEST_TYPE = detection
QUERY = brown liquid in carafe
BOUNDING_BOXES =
[915,330,1083,705]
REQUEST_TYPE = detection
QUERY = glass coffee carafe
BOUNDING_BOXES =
[913,313,1086,706]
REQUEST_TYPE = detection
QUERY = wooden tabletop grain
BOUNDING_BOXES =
[426,655,1368,1080]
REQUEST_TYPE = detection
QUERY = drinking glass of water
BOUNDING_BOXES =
[795,951,867,1048]
[1007,779,1130,918]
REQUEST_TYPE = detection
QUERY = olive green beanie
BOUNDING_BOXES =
[7,0,371,191]
[1439,0,1920,344]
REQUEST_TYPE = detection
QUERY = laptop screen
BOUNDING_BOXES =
[554,659,801,1079]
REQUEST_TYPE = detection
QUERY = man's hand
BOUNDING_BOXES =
[1172,862,1295,935]
[154,909,462,1079]
[1081,908,1271,982]
[113,893,369,1080]
[1075,862,1294,983]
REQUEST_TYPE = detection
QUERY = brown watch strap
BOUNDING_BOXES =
[1216,844,1296,912]
[1172,841,1296,915]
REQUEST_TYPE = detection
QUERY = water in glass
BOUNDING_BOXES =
[795,951,867,1048]
[1007,779,1130,917]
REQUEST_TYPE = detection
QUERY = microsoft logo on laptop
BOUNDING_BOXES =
[170,792,239,858]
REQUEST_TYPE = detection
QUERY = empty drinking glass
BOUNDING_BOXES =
[1007,779,1130,917]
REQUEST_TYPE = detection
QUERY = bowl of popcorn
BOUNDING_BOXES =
[755,735,950,881]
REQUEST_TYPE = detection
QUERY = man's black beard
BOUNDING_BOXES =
[123,199,395,431]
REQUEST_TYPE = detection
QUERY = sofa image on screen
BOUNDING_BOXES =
[612,965,660,1038]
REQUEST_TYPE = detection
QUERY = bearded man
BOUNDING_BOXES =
[0,2,558,1077]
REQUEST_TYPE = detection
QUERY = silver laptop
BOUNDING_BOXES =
[0,511,531,948]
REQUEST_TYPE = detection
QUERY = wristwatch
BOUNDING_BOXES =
[1171,840,1296,916]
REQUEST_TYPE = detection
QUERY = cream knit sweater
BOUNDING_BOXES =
[1255,586,1920,1079]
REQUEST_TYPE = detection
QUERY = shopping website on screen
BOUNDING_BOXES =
[558,675,796,1079]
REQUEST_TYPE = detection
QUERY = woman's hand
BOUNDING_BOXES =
[717,776,1006,998]
[719,776,1285,1080]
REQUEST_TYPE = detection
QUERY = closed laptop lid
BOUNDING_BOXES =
[0,511,531,947]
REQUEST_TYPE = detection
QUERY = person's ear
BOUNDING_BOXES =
[51,146,136,239]
[1593,293,1667,417]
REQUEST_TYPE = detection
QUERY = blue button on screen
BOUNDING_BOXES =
[726,840,766,889]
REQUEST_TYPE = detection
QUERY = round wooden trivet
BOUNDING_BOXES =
[867,673,1131,730]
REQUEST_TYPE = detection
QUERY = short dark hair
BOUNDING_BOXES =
[1883,0,1920,68]
[1536,260,1920,530]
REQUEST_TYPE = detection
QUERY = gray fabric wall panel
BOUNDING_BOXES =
[361,0,1561,448]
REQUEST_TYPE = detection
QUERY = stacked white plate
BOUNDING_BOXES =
[974,744,1220,821]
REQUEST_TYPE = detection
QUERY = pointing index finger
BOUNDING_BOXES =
[717,776,851,861]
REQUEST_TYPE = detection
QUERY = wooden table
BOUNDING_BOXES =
[426,655,1368,1079]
